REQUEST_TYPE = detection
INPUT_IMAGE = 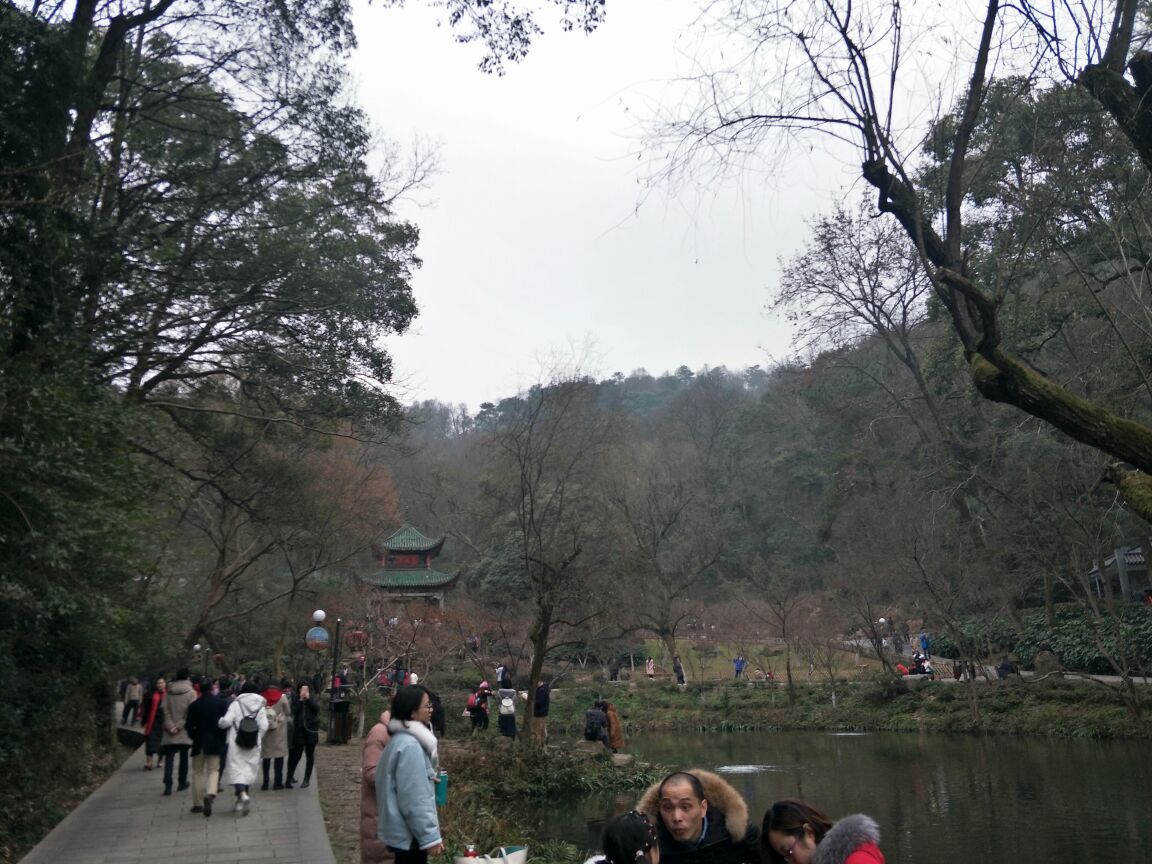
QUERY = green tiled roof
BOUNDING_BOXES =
[364,568,458,589]
[380,524,445,554]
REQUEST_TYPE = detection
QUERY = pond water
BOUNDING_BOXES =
[522,730,1152,863]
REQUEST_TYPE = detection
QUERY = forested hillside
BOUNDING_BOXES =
[391,74,1152,699]
[0,1,602,858]
[5,0,1152,858]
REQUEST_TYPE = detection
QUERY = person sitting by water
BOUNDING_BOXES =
[584,701,609,747]
[584,810,660,864]
[894,662,909,676]
[761,799,884,864]
[603,700,625,753]
[635,770,760,864]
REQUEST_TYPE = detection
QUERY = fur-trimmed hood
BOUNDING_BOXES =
[635,769,751,842]
[812,815,881,864]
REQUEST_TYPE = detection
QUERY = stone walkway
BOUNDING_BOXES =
[19,743,335,864]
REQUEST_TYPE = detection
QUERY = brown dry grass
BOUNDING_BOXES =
[316,739,364,864]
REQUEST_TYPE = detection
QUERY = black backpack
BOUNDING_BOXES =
[236,709,259,749]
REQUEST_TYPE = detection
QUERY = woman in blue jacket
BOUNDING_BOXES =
[377,685,445,864]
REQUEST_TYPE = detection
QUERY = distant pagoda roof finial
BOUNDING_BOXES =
[380,524,445,555]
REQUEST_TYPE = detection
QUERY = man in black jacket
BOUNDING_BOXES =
[531,681,551,742]
[636,770,761,864]
[583,701,608,747]
[184,677,229,817]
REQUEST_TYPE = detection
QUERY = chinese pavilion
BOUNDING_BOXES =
[364,524,459,607]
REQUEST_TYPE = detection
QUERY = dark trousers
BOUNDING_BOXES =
[163,744,190,789]
[497,714,517,739]
[390,842,429,864]
[470,707,488,731]
[261,756,284,788]
[287,740,316,783]
[121,699,140,724]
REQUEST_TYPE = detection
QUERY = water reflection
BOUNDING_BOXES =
[523,730,1152,864]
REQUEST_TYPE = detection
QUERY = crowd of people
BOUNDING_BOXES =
[463,667,552,741]
[584,770,884,864]
[363,667,884,864]
[124,668,322,816]
[893,652,935,678]
[125,662,885,864]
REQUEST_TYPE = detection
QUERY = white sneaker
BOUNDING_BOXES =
[233,799,244,813]
[240,791,250,815]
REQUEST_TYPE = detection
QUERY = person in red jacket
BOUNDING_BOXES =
[761,800,885,864]
[141,676,167,770]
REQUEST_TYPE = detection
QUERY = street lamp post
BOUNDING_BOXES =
[192,643,208,678]
[330,617,343,689]
[307,610,344,744]
[329,617,344,743]
[308,610,330,688]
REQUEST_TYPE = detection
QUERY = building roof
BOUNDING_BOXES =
[379,525,445,554]
[1087,545,1146,576]
[1115,546,1145,568]
[363,568,458,590]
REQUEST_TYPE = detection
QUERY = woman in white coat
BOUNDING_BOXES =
[218,681,268,815]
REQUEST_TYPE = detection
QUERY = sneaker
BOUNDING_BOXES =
[233,799,244,814]
[301,780,310,788]
[240,793,250,816]
[190,805,203,813]
[163,787,172,796]
[177,783,190,791]
[203,795,214,818]
[240,791,250,803]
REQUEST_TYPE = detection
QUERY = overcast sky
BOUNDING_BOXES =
[348,0,858,410]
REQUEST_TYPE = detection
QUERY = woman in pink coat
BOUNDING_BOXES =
[361,710,393,864]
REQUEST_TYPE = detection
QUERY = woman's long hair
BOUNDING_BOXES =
[390,684,430,723]
[601,810,658,864]
[761,800,834,864]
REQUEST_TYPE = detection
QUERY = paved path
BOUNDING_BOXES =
[19,743,336,864]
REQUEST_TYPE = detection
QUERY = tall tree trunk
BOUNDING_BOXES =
[1044,571,1056,628]
[783,629,795,707]
[659,632,678,666]
[523,605,552,745]
[965,657,981,721]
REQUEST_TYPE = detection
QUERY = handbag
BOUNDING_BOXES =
[454,846,528,864]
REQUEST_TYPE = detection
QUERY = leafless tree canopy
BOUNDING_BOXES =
[651,0,1152,520]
